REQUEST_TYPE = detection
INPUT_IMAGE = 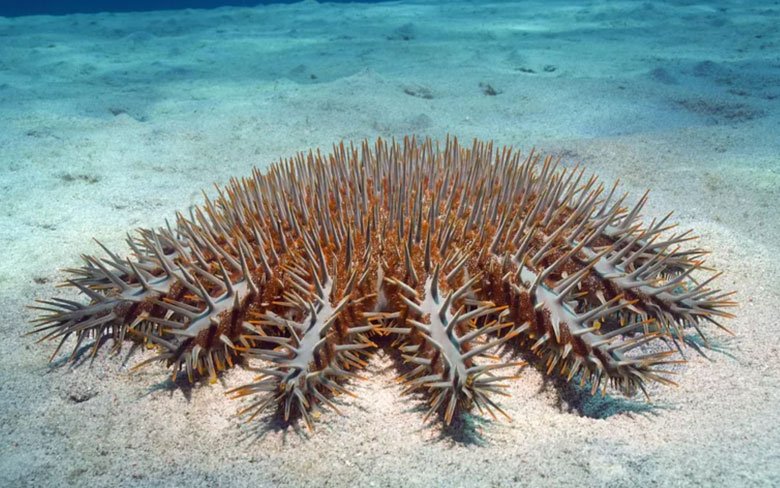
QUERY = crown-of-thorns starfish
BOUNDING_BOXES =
[31,137,736,429]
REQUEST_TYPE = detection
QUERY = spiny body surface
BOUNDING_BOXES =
[32,137,736,429]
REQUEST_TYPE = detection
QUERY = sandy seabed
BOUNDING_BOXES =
[1,1,779,486]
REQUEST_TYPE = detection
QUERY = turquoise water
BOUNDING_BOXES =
[1,0,378,16]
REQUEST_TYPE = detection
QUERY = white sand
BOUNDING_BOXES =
[1,1,779,486]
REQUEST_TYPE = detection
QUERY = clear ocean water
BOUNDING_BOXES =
[0,0,379,17]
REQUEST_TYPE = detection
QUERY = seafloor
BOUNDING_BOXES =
[1,1,778,486]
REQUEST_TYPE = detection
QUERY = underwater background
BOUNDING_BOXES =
[0,1,778,486]
[0,0,358,17]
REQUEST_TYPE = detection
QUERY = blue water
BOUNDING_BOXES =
[0,0,381,17]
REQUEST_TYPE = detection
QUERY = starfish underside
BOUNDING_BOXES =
[32,137,736,429]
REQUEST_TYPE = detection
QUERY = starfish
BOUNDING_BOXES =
[31,137,736,430]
